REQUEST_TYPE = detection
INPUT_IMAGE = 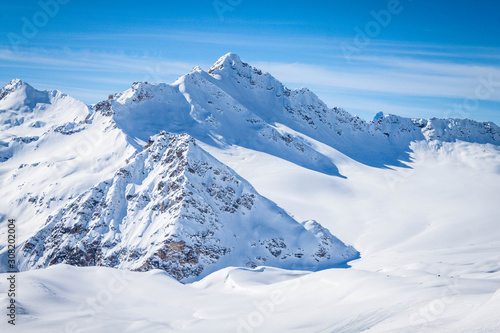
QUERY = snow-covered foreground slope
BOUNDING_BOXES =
[2,260,500,333]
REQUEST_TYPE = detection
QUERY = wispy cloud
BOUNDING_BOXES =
[254,58,500,102]
[0,48,194,76]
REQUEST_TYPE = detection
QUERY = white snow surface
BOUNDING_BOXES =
[1,53,500,332]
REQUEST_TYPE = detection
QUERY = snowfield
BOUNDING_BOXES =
[1,54,500,332]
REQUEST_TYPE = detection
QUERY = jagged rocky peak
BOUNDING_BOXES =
[1,78,27,95]
[208,52,247,74]
[94,81,165,115]
[206,53,326,105]
[0,79,49,106]
[206,52,271,87]
[0,79,89,133]
[18,131,358,282]
[0,79,40,98]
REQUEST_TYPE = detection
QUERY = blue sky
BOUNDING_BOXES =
[1,0,499,123]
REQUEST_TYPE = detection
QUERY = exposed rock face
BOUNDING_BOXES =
[19,132,358,282]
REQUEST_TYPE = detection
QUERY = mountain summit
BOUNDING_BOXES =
[207,52,246,74]
[0,78,51,111]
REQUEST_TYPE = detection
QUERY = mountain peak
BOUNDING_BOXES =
[5,78,26,88]
[0,78,54,112]
[0,78,31,100]
[221,52,242,62]
[19,131,358,282]
[208,52,247,74]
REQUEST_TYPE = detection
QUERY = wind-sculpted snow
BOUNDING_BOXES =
[18,132,358,282]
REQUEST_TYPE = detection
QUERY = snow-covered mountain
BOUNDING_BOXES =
[1,54,499,280]
[96,53,500,171]
[18,131,357,282]
[0,78,88,162]
[1,54,500,332]
[0,79,134,250]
